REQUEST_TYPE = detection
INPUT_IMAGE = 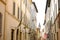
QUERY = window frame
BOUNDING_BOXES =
[18,7,19,19]
[11,29,14,40]
[0,12,2,37]
[13,2,15,15]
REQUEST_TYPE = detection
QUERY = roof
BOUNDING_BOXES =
[32,2,38,12]
[45,0,51,13]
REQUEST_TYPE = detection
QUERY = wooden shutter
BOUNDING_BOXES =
[0,13,2,37]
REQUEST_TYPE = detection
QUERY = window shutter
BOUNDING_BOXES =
[0,13,2,37]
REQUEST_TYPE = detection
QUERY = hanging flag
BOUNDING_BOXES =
[43,33,48,39]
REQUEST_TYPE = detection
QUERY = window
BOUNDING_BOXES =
[57,32,58,40]
[20,11,22,21]
[13,2,15,15]
[59,14,60,28]
[18,7,19,19]
[20,32,22,40]
[47,0,51,7]
[55,23,56,33]
[58,14,60,28]
[11,29,14,40]
[16,29,19,40]
[0,13,2,37]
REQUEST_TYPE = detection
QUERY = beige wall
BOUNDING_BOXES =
[5,0,20,40]
[6,0,21,19]
[0,0,37,40]
[0,1,5,40]
[58,29,60,40]
[6,0,13,15]
[2,0,6,2]
[5,10,20,40]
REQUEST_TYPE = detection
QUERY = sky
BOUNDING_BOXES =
[32,0,47,29]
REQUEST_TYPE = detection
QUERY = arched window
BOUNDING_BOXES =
[0,13,2,37]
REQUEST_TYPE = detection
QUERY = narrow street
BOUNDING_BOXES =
[0,0,60,40]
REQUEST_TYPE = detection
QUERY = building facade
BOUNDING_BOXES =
[0,0,38,40]
[36,28,40,40]
[43,0,51,40]
[44,0,60,40]
[0,0,6,40]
